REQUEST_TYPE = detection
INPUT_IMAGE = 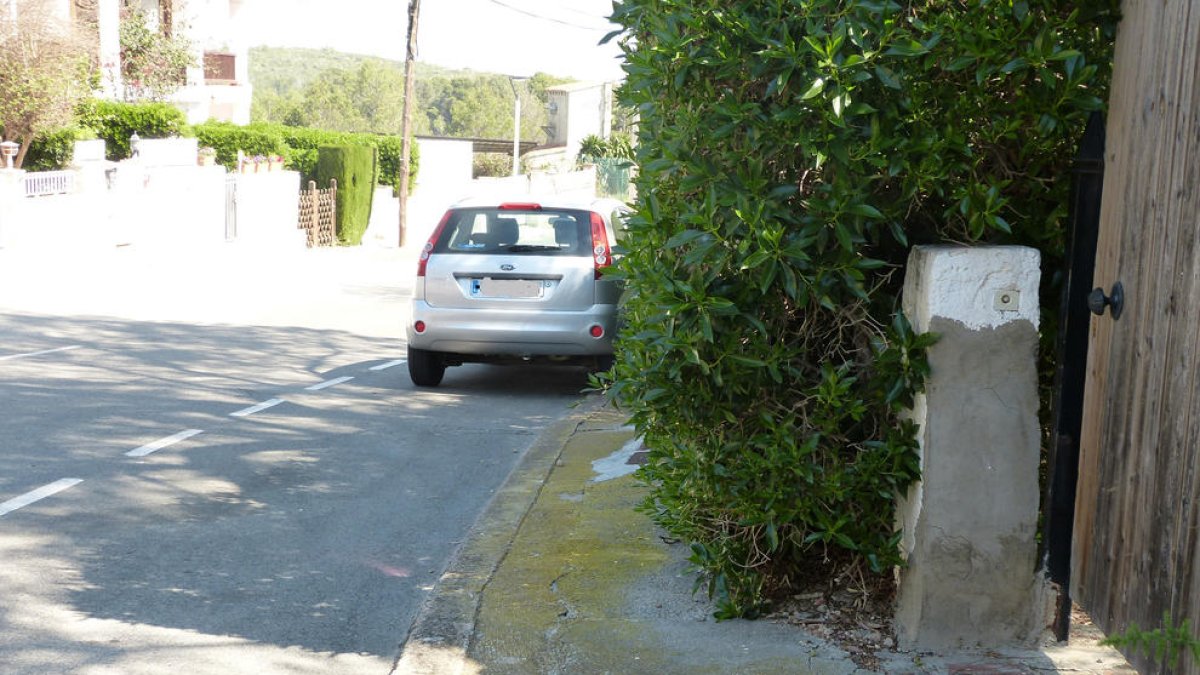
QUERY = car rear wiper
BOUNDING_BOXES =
[504,245,565,252]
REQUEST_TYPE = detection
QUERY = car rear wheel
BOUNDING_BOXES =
[408,346,446,387]
[592,355,615,373]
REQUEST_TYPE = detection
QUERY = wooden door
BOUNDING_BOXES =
[1071,1,1200,672]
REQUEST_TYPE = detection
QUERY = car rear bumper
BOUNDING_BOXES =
[407,300,617,356]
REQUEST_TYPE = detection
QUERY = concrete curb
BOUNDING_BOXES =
[390,392,1137,675]
[393,396,605,675]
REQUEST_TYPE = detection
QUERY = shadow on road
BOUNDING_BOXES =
[0,309,594,670]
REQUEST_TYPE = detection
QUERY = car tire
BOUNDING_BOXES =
[408,347,446,387]
[593,355,615,373]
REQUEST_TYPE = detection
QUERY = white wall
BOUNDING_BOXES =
[135,137,198,166]
[544,82,614,171]
[366,138,475,248]
[233,170,305,250]
[0,163,303,253]
[123,165,227,249]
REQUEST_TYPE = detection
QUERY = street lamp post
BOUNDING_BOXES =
[512,93,521,176]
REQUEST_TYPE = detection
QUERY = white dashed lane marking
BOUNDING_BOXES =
[0,479,84,518]
[306,376,354,391]
[125,429,204,458]
[0,354,404,520]
[0,345,82,362]
[229,398,285,418]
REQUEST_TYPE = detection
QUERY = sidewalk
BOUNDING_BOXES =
[396,398,1137,674]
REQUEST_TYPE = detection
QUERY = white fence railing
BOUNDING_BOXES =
[23,170,76,197]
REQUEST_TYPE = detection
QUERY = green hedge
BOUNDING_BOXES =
[605,0,1119,618]
[317,144,378,246]
[24,101,419,190]
[75,100,188,160]
[190,121,290,168]
[24,100,185,167]
[21,126,94,172]
[191,120,418,191]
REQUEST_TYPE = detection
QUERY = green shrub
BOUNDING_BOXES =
[267,123,357,182]
[190,121,290,168]
[23,125,94,171]
[373,134,417,193]
[577,132,634,163]
[604,0,1119,618]
[473,152,511,178]
[1102,612,1200,670]
[317,144,378,245]
[76,99,188,159]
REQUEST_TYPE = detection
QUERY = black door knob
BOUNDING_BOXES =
[1087,282,1124,320]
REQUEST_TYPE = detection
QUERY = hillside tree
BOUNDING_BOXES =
[248,48,571,143]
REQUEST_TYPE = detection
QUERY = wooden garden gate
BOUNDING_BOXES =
[297,179,337,248]
[1064,1,1200,672]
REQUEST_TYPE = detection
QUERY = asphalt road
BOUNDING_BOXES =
[0,244,593,674]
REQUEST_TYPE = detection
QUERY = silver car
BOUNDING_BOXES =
[406,197,628,387]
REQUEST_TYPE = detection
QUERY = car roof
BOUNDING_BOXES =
[448,195,630,213]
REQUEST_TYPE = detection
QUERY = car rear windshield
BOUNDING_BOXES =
[432,208,594,256]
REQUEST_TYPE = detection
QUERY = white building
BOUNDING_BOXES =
[14,0,252,124]
[530,81,614,171]
[163,0,253,124]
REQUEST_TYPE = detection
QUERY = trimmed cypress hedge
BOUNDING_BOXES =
[317,144,378,246]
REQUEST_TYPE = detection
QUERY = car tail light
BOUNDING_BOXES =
[414,320,426,333]
[589,324,605,338]
[417,210,453,277]
[499,202,542,211]
[590,211,611,280]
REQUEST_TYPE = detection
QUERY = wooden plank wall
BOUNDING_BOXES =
[1072,1,1200,672]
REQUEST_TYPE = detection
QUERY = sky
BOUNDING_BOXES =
[237,0,627,83]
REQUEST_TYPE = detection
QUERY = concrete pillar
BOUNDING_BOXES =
[895,245,1046,650]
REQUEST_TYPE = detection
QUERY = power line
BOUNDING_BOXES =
[549,3,615,21]
[484,0,612,32]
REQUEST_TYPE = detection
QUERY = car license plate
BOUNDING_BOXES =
[479,278,543,298]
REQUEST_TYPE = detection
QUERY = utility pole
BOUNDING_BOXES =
[398,0,420,248]
[507,76,528,177]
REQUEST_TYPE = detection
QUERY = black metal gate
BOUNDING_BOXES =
[1039,111,1105,640]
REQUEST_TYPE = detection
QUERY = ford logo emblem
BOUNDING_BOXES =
[500,264,515,271]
